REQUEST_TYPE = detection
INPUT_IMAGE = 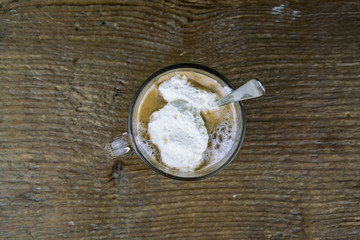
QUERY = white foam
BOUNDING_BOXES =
[205,114,236,165]
[148,100,208,171]
[159,75,218,111]
[223,86,233,94]
[137,123,158,159]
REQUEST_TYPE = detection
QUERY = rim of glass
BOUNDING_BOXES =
[128,63,246,181]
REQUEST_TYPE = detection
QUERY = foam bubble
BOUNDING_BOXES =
[137,123,158,159]
[205,113,236,166]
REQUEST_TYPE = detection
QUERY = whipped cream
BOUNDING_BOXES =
[148,100,209,171]
[147,75,222,171]
[159,75,218,111]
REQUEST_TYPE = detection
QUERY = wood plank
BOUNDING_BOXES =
[1,0,360,239]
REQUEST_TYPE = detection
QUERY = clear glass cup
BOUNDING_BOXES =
[104,63,246,181]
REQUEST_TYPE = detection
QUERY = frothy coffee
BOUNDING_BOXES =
[135,71,237,172]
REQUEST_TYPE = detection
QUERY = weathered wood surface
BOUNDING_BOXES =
[1,0,360,239]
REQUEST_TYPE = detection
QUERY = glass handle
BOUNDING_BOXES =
[104,132,133,159]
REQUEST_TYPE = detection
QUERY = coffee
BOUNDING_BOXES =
[135,70,237,172]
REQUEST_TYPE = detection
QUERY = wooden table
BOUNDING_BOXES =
[1,1,359,239]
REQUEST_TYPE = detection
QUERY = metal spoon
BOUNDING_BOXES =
[216,79,265,106]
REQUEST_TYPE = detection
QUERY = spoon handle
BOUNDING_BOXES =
[216,79,265,106]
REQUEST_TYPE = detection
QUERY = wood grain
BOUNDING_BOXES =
[1,0,360,239]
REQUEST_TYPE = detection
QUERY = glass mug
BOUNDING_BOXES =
[104,63,246,181]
